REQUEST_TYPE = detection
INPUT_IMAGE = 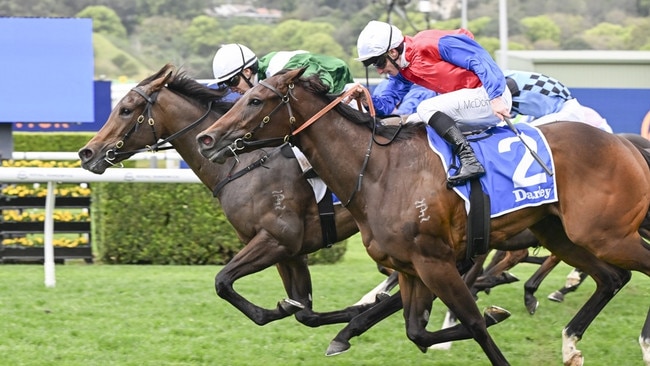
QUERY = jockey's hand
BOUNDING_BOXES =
[343,87,365,104]
[490,96,510,120]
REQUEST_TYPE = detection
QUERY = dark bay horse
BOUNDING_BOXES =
[77,64,386,328]
[196,68,650,366]
[78,64,520,355]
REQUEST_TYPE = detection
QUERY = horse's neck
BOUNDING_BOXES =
[298,115,380,211]
[169,116,275,196]
[166,115,232,190]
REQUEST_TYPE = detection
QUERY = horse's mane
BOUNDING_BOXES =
[295,73,422,141]
[138,65,233,114]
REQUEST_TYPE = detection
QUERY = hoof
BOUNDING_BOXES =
[548,291,565,302]
[325,340,350,356]
[376,291,391,302]
[279,298,305,314]
[484,305,511,325]
[501,272,520,283]
[564,350,584,366]
[639,336,650,365]
[526,300,539,315]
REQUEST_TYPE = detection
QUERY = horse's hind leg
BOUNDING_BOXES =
[639,307,650,365]
[531,217,632,366]
[523,254,561,314]
[472,249,526,294]
[547,268,588,303]
[353,270,398,306]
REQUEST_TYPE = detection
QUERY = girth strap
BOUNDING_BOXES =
[318,189,337,248]
[466,179,491,259]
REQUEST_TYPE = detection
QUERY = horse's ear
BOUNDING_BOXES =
[280,67,308,85]
[151,64,176,91]
[295,66,308,78]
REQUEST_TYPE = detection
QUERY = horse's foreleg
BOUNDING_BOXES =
[523,254,561,314]
[399,266,509,365]
[399,273,436,353]
[215,230,301,325]
[326,290,403,356]
[481,249,528,278]
[434,253,489,350]
[276,258,380,327]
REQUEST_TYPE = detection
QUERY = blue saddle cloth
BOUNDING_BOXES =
[427,123,558,218]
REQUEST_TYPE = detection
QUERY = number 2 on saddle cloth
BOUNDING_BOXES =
[426,123,557,218]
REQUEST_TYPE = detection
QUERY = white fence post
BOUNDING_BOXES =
[0,167,202,287]
[43,181,56,288]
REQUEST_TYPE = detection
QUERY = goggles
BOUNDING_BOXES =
[220,73,241,88]
[362,53,389,69]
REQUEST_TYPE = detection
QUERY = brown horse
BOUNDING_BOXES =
[77,64,517,355]
[77,64,388,328]
[196,68,650,366]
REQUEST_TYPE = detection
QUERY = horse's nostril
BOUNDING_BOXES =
[199,135,213,146]
[79,149,92,160]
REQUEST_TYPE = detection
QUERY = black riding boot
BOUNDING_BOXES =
[428,112,485,186]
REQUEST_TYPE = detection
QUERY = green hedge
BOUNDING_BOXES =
[11,132,346,265]
[91,182,241,264]
[14,132,95,152]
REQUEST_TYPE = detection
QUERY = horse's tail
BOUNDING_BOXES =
[618,133,650,242]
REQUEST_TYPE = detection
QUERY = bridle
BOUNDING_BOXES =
[221,79,388,207]
[223,81,377,154]
[220,82,299,160]
[104,86,213,166]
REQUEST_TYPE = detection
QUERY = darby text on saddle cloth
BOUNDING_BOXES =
[426,123,558,217]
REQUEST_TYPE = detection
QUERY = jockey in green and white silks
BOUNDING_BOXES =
[210,44,353,95]
[258,51,353,95]
[210,44,355,203]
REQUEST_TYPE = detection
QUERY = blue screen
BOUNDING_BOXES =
[0,17,94,122]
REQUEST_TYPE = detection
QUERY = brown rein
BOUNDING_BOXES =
[291,83,376,136]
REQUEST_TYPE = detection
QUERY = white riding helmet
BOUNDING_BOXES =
[356,21,404,62]
[211,43,258,84]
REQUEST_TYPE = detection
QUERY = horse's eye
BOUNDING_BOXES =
[249,98,262,106]
[119,107,132,116]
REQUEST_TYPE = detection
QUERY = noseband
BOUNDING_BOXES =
[224,81,376,155]
[223,81,298,159]
[104,86,213,166]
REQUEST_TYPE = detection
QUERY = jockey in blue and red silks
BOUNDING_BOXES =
[355,20,512,186]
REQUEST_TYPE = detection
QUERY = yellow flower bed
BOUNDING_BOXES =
[1,184,91,198]
[1,235,89,248]
[2,210,89,222]
[1,159,80,168]
[1,160,92,249]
